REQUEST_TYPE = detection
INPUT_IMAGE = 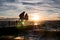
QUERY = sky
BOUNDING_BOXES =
[0,0,60,20]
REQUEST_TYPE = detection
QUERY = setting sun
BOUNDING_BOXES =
[32,15,39,21]
[31,14,40,22]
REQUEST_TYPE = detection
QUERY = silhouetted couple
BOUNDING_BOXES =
[19,11,28,21]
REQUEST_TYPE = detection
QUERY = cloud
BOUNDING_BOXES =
[47,13,60,20]
[0,0,60,20]
[53,0,60,4]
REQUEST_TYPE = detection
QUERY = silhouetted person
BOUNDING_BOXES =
[24,13,28,20]
[19,11,25,20]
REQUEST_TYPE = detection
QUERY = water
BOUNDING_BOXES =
[0,29,59,40]
[0,25,60,40]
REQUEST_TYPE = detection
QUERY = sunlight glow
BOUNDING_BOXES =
[30,13,42,25]
[32,14,40,22]
[34,22,38,25]
[14,36,24,40]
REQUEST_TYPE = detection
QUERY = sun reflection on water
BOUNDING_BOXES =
[34,22,38,25]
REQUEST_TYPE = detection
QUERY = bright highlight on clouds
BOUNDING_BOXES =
[0,0,60,20]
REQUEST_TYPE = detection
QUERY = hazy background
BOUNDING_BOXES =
[0,0,60,20]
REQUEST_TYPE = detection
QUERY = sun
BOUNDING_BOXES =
[29,13,42,25]
[32,15,39,21]
[31,14,40,22]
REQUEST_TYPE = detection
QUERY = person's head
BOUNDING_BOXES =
[22,11,25,14]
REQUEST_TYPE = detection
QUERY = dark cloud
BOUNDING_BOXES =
[22,2,43,5]
[53,0,60,4]
[0,0,15,6]
[0,0,15,2]
[0,5,17,12]
[0,0,17,11]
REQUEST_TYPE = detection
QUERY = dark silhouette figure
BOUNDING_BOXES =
[19,11,25,20]
[19,11,28,21]
[24,13,28,20]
